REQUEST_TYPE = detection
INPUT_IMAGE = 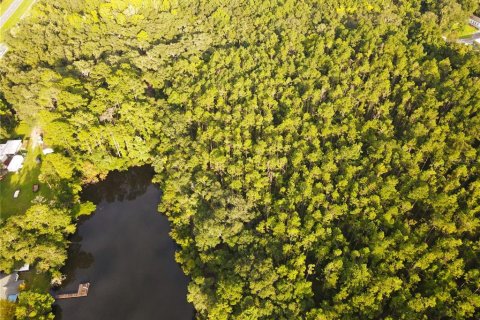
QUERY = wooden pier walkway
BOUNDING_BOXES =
[56,283,90,299]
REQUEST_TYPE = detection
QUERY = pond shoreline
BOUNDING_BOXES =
[52,166,194,320]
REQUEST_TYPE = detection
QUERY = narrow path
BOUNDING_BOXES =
[457,30,480,45]
[0,0,25,29]
[30,126,40,150]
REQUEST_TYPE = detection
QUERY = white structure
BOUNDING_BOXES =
[3,140,22,155]
[1,139,22,164]
[1,140,22,157]
[42,148,54,155]
[14,264,29,272]
[0,273,24,302]
[0,144,6,162]
[7,155,24,172]
[470,15,480,29]
[475,39,480,45]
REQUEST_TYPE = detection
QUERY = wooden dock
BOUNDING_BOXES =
[56,283,90,299]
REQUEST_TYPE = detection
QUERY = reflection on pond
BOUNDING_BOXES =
[59,240,94,286]
[54,166,193,320]
[81,166,155,203]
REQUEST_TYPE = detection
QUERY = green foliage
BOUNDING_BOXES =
[0,0,479,319]
[0,95,16,138]
[0,145,59,220]
[0,204,74,272]
[14,290,54,320]
[73,201,96,218]
[0,299,16,320]
[0,0,36,36]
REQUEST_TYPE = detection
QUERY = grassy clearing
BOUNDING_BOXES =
[19,270,51,292]
[0,0,36,38]
[14,121,31,137]
[459,24,479,39]
[0,121,55,311]
[0,147,50,219]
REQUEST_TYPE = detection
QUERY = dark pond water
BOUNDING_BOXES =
[54,166,194,320]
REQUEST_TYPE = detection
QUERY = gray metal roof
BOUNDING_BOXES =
[0,273,24,301]
[471,15,480,23]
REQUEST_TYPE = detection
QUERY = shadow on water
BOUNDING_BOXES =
[57,241,94,287]
[81,166,155,204]
[53,166,193,320]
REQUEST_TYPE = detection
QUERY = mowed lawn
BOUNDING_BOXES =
[459,24,479,38]
[19,269,51,291]
[0,146,51,219]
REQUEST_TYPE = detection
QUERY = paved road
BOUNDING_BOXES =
[0,43,7,58]
[457,31,480,45]
[30,127,41,150]
[0,0,25,29]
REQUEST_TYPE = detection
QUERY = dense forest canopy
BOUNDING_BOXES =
[0,0,479,319]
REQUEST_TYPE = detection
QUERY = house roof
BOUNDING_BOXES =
[7,155,24,172]
[14,264,29,272]
[0,273,24,301]
[1,140,22,156]
[471,15,480,23]
[0,144,6,162]
[42,148,54,155]
[0,273,13,287]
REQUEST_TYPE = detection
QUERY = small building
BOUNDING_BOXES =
[0,140,23,167]
[470,15,480,29]
[0,144,6,162]
[2,140,22,156]
[7,155,24,172]
[14,264,30,272]
[42,148,54,155]
[0,273,24,302]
